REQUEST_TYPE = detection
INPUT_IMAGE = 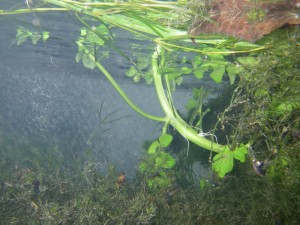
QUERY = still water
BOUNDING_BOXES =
[0,1,221,178]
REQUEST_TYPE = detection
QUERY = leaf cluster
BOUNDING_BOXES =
[15,26,49,45]
[139,134,176,190]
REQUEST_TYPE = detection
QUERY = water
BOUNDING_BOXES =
[0,1,222,178]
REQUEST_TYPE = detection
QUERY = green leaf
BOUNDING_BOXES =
[137,58,149,70]
[42,31,50,42]
[280,158,289,166]
[274,102,294,115]
[226,64,242,84]
[180,66,192,75]
[192,55,202,67]
[133,74,142,82]
[148,140,159,154]
[159,133,174,147]
[147,179,154,189]
[75,51,84,63]
[167,72,181,81]
[144,70,153,84]
[210,65,225,83]
[126,66,137,77]
[16,36,28,45]
[186,99,196,110]
[159,134,173,147]
[139,162,147,172]
[212,148,234,178]
[236,57,258,67]
[31,33,41,45]
[201,60,228,68]
[199,179,206,190]
[232,144,248,162]
[176,76,183,86]
[255,89,269,97]
[155,152,176,169]
[194,66,209,79]
[82,53,96,69]
[16,27,31,45]
[80,28,87,36]
[147,171,171,190]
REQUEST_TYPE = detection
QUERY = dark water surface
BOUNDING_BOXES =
[0,1,221,178]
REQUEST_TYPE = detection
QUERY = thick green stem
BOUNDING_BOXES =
[152,45,228,153]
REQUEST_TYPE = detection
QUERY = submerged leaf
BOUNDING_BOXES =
[237,57,258,67]
[187,99,198,112]
[148,140,159,154]
[210,65,225,83]
[212,148,234,178]
[226,64,243,84]
[232,144,248,162]
[82,53,96,69]
[159,134,173,147]
[126,66,137,77]
[31,33,41,45]
[42,31,50,42]
[194,66,209,79]
[155,152,176,169]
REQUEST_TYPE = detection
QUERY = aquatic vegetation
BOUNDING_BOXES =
[1,0,298,177]
[0,151,217,224]
[139,133,176,190]
[15,26,49,45]
[1,1,300,223]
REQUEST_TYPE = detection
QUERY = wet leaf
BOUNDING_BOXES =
[186,98,196,110]
[176,76,183,86]
[155,152,176,169]
[133,74,142,82]
[16,27,31,45]
[42,31,50,42]
[126,66,137,77]
[180,66,192,74]
[82,53,96,69]
[210,65,225,83]
[139,162,147,172]
[137,58,149,70]
[159,134,173,147]
[226,64,242,84]
[75,51,84,63]
[148,140,159,154]
[31,33,41,45]
[194,66,209,79]
[232,144,248,162]
[212,148,234,178]
[237,56,258,67]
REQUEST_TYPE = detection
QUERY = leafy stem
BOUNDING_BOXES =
[152,45,227,153]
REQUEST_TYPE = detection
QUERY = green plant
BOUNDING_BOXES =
[1,2,300,224]
[0,0,284,178]
[15,26,49,45]
[139,133,176,190]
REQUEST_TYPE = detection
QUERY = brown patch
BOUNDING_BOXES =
[116,172,126,188]
[188,0,300,42]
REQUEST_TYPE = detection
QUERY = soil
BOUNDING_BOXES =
[188,0,300,42]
